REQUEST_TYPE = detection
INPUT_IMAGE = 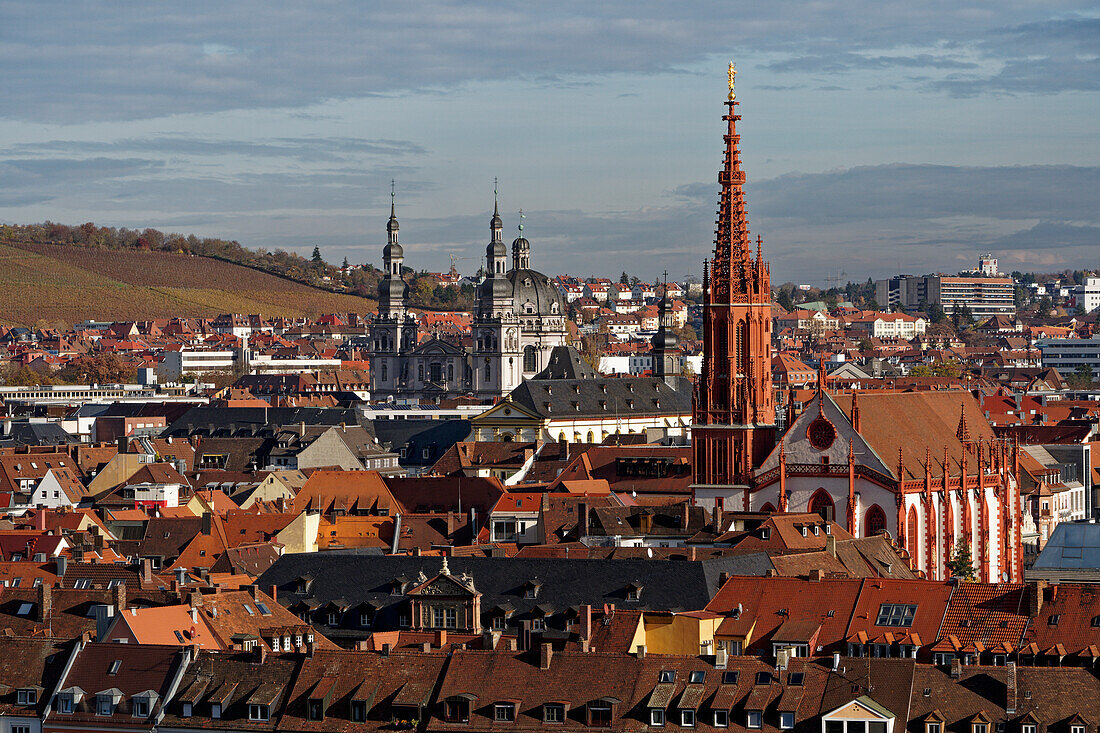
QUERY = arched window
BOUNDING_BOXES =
[736,321,747,373]
[417,364,424,381]
[587,430,595,443]
[760,502,776,513]
[946,497,954,541]
[447,363,454,381]
[907,506,919,558]
[809,488,834,521]
[523,345,538,373]
[865,504,887,537]
[380,363,387,381]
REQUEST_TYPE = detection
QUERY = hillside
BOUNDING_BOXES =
[0,240,375,327]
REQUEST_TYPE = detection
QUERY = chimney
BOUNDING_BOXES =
[255,644,267,664]
[1028,580,1047,616]
[539,642,553,670]
[140,558,153,584]
[776,647,791,671]
[37,583,52,623]
[825,535,837,558]
[578,502,589,538]
[635,644,646,659]
[201,512,212,535]
[421,642,431,653]
[446,512,457,537]
[950,658,962,679]
[831,652,840,671]
[435,629,447,648]
[381,643,391,657]
[112,583,127,612]
[579,604,592,641]
[1005,661,1017,714]
[681,501,691,529]
[35,510,46,532]
[809,569,823,582]
[507,637,518,652]
[306,640,316,658]
[269,584,278,602]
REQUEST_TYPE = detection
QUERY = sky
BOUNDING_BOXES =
[0,1,1097,286]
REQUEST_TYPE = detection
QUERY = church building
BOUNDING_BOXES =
[689,66,1023,582]
[368,193,567,401]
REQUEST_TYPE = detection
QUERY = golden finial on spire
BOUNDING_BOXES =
[727,61,736,101]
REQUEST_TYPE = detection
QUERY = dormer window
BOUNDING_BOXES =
[16,689,37,705]
[249,704,269,721]
[133,698,150,718]
[779,712,795,730]
[650,709,666,727]
[211,703,222,718]
[494,703,515,722]
[722,671,739,685]
[544,703,565,723]
[443,697,471,723]
[658,670,675,683]
[714,710,729,727]
[681,710,696,727]
[351,701,367,722]
[688,670,705,684]
[926,724,942,733]
[760,527,771,540]
[308,700,324,721]
[97,695,115,716]
[972,724,988,733]
[588,701,612,728]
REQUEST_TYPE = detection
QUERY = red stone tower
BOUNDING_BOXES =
[691,65,776,506]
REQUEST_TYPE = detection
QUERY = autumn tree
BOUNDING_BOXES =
[946,541,976,581]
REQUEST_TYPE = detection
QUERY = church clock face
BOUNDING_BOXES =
[807,417,836,450]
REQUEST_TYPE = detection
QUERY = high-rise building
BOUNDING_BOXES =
[875,274,1015,319]
[690,65,777,510]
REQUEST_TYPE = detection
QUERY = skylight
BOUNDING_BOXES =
[108,660,121,675]
[256,602,272,615]
[17,602,33,616]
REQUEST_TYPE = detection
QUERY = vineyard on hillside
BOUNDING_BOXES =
[0,240,375,327]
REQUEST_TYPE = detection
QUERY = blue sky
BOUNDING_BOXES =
[1,1,1096,285]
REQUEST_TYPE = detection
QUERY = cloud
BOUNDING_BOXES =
[762,53,977,74]
[5,136,426,164]
[1,1,1094,122]
[990,220,1100,250]
[747,164,1100,224]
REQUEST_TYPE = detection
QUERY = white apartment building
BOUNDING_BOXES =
[1037,336,1100,379]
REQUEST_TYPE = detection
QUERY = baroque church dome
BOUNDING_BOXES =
[507,267,565,317]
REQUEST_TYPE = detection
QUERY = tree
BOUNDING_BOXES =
[1069,363,1096,388]
[946,541,976,581]
[311,246,323,264]
[858,338,873,352]
[341,256,350,269]
[928,302,946,324]
[57,353,137,384]
[1037,295,1053,315]
[619,272,630,285]
[776,288,794,312]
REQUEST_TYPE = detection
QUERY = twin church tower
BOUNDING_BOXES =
[369,191,568,401]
